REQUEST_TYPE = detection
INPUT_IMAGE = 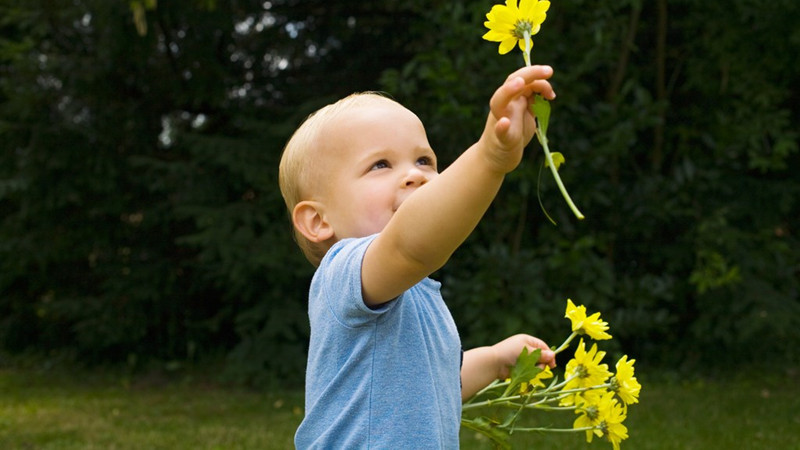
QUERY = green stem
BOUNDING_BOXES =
[463,377,604,411]
[511,425,598,434]
[528,404,578,411]
[544,372,581,392]
[463,382,612,413]
[552,331,578,355]
[543,383,613,403]
[523,30,532,67]
[523,29,584,221]
[463,379,509,407]
[539,132,585,220]
[506,382,537,434]
[462,394,524,411]
[505,394,578,409]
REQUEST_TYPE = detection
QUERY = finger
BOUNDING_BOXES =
[491,71,555,121]
[489,76,526,119]
[524,336,549,350]
[540,349,556,368]
[493,116,511,141]
[522,338,557,368]
[527,80,556,100]
[506,64,554,84]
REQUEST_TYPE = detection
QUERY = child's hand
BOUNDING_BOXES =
[480,65,555,174]
[492,333,556,380]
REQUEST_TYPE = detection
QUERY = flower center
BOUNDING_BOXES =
[599,420,609,436]
[609,376,620,392]
[583,405,599,421]
[513,20,533,39]
[576,364,590,379]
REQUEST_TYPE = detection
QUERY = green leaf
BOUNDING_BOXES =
[531,94,551,137]
[545,152,565,170]
[504,348,542,397]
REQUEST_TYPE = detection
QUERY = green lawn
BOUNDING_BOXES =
[0,368,303,449]
[2,367,798,449]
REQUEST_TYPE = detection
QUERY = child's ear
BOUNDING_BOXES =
[292,201,334,243]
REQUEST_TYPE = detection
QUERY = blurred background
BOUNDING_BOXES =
[1,0,798,389]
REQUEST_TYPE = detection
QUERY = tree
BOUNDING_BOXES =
[381,0,800,367]
[1,0,798,381]
[0,0,423,383]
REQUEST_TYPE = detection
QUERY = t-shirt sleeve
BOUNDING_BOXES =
[311,235,396,328]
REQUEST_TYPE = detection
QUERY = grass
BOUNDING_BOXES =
[0,367,304,449]
[1,366,798,449]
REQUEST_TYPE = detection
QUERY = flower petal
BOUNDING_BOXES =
[482,29,509,42]
[499,37,519,54]
[504,0,520,14]
[491,5,517,25]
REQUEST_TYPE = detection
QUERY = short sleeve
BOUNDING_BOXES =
[311,235,395,328]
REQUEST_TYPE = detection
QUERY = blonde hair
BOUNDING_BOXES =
[279,92,395,266]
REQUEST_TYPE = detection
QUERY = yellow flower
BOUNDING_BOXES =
[610,355,642,405]
[572,388,606,441]
[573,389,604,442]
[598,393,629,450]
[573,403,599,436]
[560,339,611,406]
[573,390,628,449]
[482,0,551,55]
[568,385,603,415]
[565,299,612,340]
[519,365,553,394]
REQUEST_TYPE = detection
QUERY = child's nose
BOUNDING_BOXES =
[403,167,429,187]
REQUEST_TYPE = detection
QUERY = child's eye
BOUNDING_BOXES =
[371,159,390,170]
[416,156,433,166]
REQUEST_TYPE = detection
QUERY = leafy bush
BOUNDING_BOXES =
[1,0,797,381]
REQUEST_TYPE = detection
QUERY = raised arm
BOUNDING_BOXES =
[362,65,555,306]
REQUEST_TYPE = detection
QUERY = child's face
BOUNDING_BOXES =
[319,99,438,240]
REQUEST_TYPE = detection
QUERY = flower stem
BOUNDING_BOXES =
[523,30,532,67]
[528,404,578,411]
[538,131,585,220]
[511,425,598,434]
[462,394,524,411]
[553,331,578,355]
[542,383,613,402]
[523,29,585,221]
[463,379,508,406]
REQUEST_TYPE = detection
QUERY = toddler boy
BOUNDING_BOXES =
[279,65,558,448]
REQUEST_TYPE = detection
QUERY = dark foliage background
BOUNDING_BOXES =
[1,0,798,385]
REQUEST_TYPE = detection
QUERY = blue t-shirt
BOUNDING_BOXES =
[295,235,462,449]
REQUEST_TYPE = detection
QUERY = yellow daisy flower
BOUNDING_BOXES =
[565,298,612,340]
[573,403,600,440]
[572,388,606,441]
[610,355,642,405]
[573,390,628,449]
[597,392,629,450]
[573,390,603,442]
[560,339,611,406]
[482,0,551,55]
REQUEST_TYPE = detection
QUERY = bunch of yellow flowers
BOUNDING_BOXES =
[461,299,642,449]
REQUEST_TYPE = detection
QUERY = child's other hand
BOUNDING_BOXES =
[491,333,556,380]
[480,65,555,174]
